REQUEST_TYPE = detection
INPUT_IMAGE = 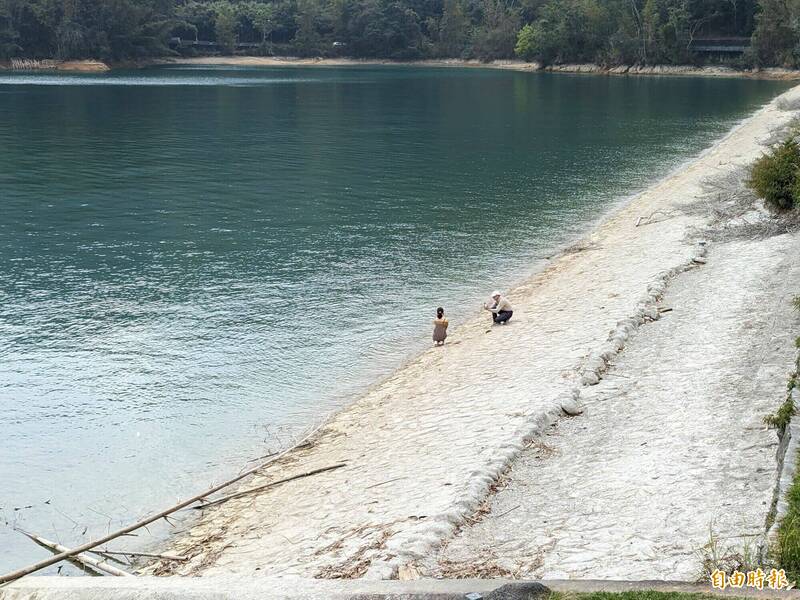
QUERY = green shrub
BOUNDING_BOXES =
[515,23,538,62]
[749,139,800,210]
[778,453,800,581]
[765,394,795,430]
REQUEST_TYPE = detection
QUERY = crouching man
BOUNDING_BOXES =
[484,290,513,324]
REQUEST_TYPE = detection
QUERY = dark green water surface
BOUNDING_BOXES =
[0,66,789,570]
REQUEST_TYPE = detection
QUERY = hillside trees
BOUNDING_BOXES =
[0,0,21,57]
[513,0,769,66]
[436,0,469,57]
[471,0,519,60]
[750,0,798,66]
[0,0,799,67]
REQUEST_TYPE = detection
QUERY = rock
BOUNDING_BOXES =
[643,306,660,321]
[561,397,584,415]
[692,256,707,264]
[397,563,420,580]
[585,355,606,373]
[363,560,397,580]
[582,371,600,386]
[600,343,617,361]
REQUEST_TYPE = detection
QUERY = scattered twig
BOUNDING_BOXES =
[603,372,632,379]
[364,477,407,490]
[162,515,177,527]
[495,504,521,519]
[245,450,278,464]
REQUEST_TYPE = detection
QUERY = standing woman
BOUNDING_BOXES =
[432,307,449,346]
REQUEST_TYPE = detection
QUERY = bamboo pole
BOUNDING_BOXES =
[0,421,327,584]
[192,463,346,509]
[15,530,132,577]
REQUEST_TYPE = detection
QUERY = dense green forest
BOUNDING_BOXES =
[0,0,799,67]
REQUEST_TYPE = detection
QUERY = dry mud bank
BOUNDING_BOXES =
[148,84,800,581]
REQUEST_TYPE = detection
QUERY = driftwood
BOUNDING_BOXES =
[89,550,188,562]
[0,421,328,584]
[16,529,132,577]
[192,463,346,509]
[635,209,675,227]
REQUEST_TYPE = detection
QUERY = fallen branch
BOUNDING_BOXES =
[192,463,347,510]
[0,420,329,584]
[89,550,188,562]
[90,551,130,566]
[15,529,132,577]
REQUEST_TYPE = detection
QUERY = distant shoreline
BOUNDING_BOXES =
[157,56,800,80]
[3,55,800,80]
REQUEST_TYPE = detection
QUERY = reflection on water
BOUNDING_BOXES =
[0,65,788,571]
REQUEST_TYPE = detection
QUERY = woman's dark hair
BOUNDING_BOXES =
[436,307,444,318]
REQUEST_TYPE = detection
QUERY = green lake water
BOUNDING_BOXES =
[0,66,790,571]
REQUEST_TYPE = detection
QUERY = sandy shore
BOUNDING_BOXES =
[158,56,800,80]
[4,55,799,79]
[56,60,110,72]
[141,83,800,581]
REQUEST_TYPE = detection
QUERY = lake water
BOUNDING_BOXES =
[0,65,789,572]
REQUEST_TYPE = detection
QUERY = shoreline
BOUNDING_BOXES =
[142,83,800,580]
[3,56,800,80]
[157,56,800,80]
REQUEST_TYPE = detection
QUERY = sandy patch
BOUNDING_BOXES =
[57,60,110,72]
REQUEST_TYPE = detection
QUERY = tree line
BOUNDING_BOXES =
[1,0,799,67]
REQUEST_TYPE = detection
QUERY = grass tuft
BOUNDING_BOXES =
[764,367,796,431]
[696,524,761,581]
[764,394,796,431]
